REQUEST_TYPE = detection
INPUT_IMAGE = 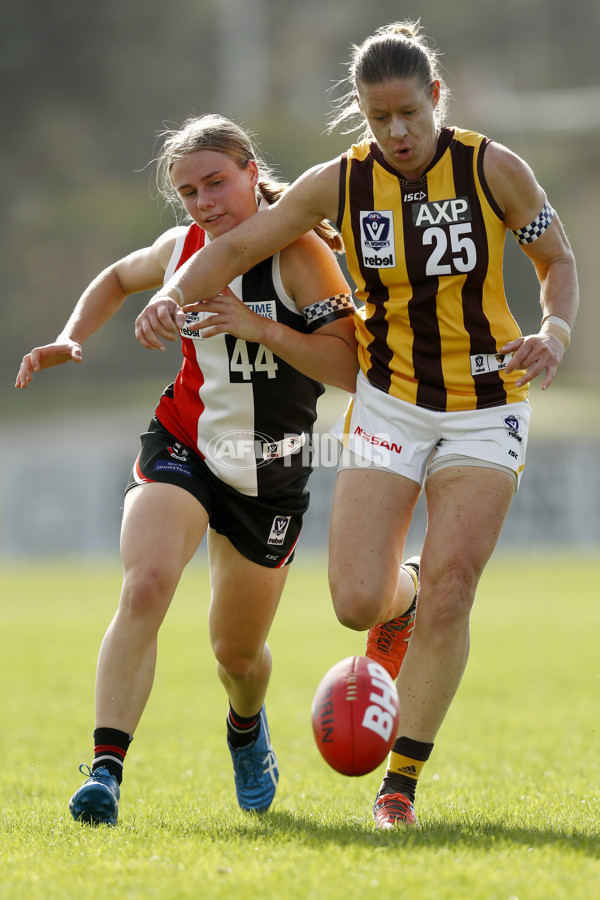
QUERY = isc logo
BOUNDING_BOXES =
[361,661,399,742]
[359,210,396,268]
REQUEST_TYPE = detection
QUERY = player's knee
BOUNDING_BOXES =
[119,567,175,625]
[419,562,476,634]
[213,641,261,681]
[331,589,377,632]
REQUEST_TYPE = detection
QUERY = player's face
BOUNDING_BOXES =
[171,150,259,238]
[357,76,440,180]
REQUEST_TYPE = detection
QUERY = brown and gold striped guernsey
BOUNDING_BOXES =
[336,127,528,411]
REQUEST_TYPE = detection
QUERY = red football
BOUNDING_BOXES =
[311,655,400,776]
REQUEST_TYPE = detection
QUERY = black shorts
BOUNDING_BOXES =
[125,418,310,568]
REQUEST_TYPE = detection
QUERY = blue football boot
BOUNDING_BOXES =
[69,765,120,826]
[228,705,279,812]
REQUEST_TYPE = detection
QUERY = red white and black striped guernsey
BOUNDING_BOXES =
[155,224,324,496]
[336,127,529,412]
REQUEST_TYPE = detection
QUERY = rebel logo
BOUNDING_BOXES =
[267,515,291,546]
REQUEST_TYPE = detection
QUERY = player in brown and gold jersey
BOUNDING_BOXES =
[145,21,579,829]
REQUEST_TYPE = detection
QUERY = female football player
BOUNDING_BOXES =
[16,114,357,824]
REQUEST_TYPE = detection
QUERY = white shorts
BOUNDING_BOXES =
[331,372,531,490]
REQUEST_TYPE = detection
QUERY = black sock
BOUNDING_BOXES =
[92,727,133,784]
[227,705,261,749]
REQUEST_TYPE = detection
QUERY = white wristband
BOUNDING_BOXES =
[541,317,570,349]
[543,315,571,335]
[163,284,185,305]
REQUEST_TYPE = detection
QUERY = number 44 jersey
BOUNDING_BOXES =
[155,224,324,496]
[337,127,529,413]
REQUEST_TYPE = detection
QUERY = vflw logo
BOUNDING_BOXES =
[360,210,396,268]
[267,515,291,546]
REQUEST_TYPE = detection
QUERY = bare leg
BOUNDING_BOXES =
[95,483,209,732]
[328,467,421,630]
[396,465,515,741]
[207,529,288,716]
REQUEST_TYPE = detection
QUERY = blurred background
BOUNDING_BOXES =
[1,0,599,557]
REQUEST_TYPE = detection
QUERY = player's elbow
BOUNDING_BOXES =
[337,369,359,394]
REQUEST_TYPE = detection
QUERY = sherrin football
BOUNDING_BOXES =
[311,655,399,776]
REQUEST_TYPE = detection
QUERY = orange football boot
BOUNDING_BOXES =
[365,557,420,680]
[373,790,419,828]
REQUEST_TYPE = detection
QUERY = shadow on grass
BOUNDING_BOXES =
[138,806,598,858]
[267,809,598,856]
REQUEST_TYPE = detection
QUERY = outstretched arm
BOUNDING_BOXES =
[15,229,180,388]
[154,159,341,307]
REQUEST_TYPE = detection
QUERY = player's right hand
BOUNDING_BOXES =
[15,340,83,388]
[135,296,182,351]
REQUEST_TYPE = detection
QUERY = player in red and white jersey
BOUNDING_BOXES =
[147,217,337,497]
[16,114,357,824]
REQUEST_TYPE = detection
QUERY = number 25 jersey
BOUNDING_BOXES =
[336,126,529,412]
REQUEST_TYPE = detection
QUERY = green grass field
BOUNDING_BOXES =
[1,554,598,899]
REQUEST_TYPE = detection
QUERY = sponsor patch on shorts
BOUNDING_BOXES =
[503,414,523,443]
[267,515,291,546]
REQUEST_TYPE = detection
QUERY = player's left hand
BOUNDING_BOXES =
[15,339,83,388]
[501,331,565,390]
[182,288,267,343]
